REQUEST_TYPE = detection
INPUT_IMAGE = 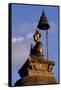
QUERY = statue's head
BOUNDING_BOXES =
[33,30,41,42]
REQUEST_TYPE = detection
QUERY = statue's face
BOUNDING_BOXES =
[34,33,40,42]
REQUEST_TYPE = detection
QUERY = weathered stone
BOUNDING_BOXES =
[14,58,57,86]
[14,76,57,86]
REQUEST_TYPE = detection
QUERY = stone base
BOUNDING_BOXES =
[14,76,57,86]
[28,70,54,78]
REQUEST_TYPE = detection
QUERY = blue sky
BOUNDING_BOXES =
[12,4,59,86]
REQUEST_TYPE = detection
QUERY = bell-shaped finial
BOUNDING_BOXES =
[37,10,50,30]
